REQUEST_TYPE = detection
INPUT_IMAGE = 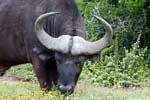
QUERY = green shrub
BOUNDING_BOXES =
[82,35,150,87]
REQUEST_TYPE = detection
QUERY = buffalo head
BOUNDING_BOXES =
[34,12,113,93]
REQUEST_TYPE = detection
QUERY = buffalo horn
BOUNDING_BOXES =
[71,15,113,55]
[34,12,72,53]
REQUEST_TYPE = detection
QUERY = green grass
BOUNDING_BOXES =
[0,79,150,100]
[7,64,37,81]
[0,64,149,100]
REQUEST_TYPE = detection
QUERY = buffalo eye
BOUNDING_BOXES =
[75,56,86,66]
[78,56,86,61]
[55,52,64,64]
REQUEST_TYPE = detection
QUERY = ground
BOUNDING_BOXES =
[0,75,22,85]
[0,74,150,100]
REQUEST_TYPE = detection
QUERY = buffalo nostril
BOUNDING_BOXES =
[0,72,4,76]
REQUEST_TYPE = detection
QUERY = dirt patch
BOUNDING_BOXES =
[0,75,25,85]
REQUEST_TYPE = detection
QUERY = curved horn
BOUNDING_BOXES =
[71,15,113,55]
[34,12,72,53]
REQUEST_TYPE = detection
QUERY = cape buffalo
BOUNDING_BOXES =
[0,0,113,93]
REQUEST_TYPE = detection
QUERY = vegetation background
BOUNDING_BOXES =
[1,0,150,99]
[77,0,150,87]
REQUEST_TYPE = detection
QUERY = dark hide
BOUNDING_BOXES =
[0,0,87,92]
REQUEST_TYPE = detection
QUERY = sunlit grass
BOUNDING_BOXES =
[0,79,150,100]
[0,81,63,100]
[0,64,149,100]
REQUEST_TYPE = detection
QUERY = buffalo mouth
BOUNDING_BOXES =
[58,84,74,94]
[57,79,75,94]
[57,84,74,94]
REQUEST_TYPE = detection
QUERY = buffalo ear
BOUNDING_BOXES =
[87,54,99,63]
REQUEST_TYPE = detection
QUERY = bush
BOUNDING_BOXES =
[82,35,150,87]
[76,0,150,87]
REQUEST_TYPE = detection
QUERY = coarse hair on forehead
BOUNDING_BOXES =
[55,0,79,12]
